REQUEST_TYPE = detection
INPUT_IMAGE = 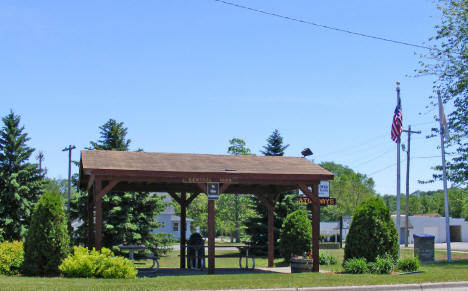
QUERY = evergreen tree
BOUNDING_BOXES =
[72,119,166,252]
[88,119,130,151]
[279,209,312,261]
[22,192,70,276]
[246,130,298,255]
[261,129,289,156]
[344,197,398,262]
[0,111,44,241]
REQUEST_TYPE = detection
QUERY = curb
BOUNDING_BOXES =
[206,281,468,291]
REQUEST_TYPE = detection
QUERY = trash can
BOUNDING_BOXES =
[413,233,435,263]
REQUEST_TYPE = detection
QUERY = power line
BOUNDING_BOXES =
[213,0,437,51]
[353,148,394,167]
[368,155,442,176]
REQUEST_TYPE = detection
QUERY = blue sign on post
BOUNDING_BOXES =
[207,183,219,200]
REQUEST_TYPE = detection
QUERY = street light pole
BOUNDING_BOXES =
[62,145,76,218]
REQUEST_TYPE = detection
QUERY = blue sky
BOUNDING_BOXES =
[0,0,448,195]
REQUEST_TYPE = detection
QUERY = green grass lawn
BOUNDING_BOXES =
[2,248,468,291]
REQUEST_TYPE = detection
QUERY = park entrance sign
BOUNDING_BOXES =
[79,150,334,274]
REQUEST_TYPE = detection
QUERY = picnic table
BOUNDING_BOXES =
[118,245,159,271]
[118,244,146,260]
[215,245,255,270]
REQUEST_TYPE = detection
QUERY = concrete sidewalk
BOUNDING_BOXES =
[404,242,468,251]
[204,281,468,291]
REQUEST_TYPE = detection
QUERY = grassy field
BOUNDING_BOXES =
[1,248,468,290]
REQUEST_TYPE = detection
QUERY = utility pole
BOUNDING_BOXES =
[37,151,44,171]
[437,88,452,262]
[63,145,76,218]
[402,125,421,247]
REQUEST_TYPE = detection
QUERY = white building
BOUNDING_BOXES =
[392,214,468,244]
[152,193,192,239]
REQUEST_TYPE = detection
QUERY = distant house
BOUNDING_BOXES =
[392,214,468,244]
[153,193,192,239]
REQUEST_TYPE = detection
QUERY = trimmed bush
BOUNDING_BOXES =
[22,192,71,276]
[279,209,312,261]
[59,247,137,279]
[0,241,24,275]
[397,257,420,272]
[344,197,398,262]
[369,255,394,274]
[319,252,337,265]
[343,257,368,274]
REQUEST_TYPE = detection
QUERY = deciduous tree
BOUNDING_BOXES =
[419,0,468,186]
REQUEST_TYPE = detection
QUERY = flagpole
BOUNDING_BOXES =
[396,82,401,257]
[437,88,452,262]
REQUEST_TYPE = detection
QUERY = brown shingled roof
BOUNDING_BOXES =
[79,150,333,193]
[81,150,333,176]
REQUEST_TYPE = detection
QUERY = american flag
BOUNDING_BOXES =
[391,98,402,142]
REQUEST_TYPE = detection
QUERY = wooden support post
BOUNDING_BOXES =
[267,206,274,267]
[180,192,187,269]
[94,179,102,250]
[94,179,119,251]
[299,184,320,272]
[208,199,215,274]
[254,193,275,267]
[312,184,320,272]
[87,188,95,250]
[95,196,103,251]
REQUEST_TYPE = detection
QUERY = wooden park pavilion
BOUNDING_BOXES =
[79,150,334,274]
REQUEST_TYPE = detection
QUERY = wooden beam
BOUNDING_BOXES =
[267,206,274,267]
[87,174,95,191]
[180,192,187,269]
[95,179,103,251]
[208,199,215,274]
[187,192,200,205]
[299,183,320,272]
[96,180,119,200]
[196,183,207,194]
[219,183,231,194]
[167,192,182,204]
[254,193,274,211]
[87,187,94,250]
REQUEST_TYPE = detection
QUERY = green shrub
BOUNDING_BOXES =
[343,257,368,274]
[344,197,398,262]
[319,252,337,265]
[22,192,71,276]
[397,257,420,272]
[59,247,137,279]
[279,210,312,261]
[0,228,4,243]
[0,241,24,275]
[369,255,394,274]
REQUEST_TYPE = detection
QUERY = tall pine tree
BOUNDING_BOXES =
[0,111,44,241]
[72,119,166,252]
[245,130,300,255]
[260,129,289,156]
